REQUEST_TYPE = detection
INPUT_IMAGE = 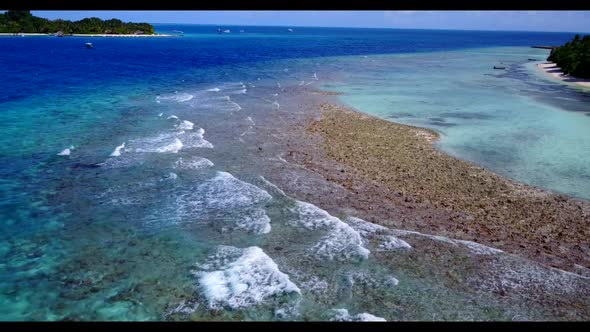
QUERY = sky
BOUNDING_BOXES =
[27,11,590,33]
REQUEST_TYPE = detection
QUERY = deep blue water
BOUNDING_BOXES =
[0,25,576,104]
[0,25,588,321]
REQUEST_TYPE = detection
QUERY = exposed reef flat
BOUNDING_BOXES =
[283,102,590,274]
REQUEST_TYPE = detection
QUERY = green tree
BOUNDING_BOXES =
[548,34,590,78]
[0,10,156,35]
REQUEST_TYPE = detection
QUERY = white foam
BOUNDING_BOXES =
[158,112,163,117]
[345,216,388,235]
[197,171,272,210]
[456,240,504,255]
[272,101,280,110]
[132,133,183,154]
[312,223,370,261]
[298,275,329,295]
[165,300,200,316]
[289,201,370,261]
[167,115,179,120]
[177,120,194,131]
[228,97,242,112]
[207,87,221,92]
[246,116,255,125]
[149,172,272,229]
[391,229,458,246]
[173,93,193,102]
[174,156,214,170]
[57,148,71,156]
[233,208,271,234]
[313,72,318,80]
[192,246,300,309]
[157,92,194,103]
[390,228,503,255]
[345,217,411,251]
[330,309,386,322]
[277,82,281,88]
[192,94,243,113]
[110,142,125,157]
[218,82,247,95]
[178,128,214,149]
[165,172,178,181]
[298,81,305,86]
[305,81,314,86]
[378,237,412,251]
[259,176,287,197]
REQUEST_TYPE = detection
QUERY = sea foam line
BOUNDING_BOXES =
[57,145,74,156]
[110,142,125,157]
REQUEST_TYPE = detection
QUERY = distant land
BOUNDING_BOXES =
[0,10,157,36]
[547,34,590,78]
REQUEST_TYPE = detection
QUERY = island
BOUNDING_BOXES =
[535,34,590,88]
[0,10,168,37]
[547,34,590,78]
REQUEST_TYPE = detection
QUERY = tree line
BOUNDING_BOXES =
[0,10,155,35]
[547,34,590,79]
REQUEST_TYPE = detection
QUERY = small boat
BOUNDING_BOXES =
[172,30,184,35]
[287,28,294,32]
[85,42,93,49]
[223,29,230,33]
[528,58,537,61]
[493,66,506,70]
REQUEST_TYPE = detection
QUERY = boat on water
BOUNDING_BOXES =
[172,30,184,35]
[287,28,294,32]
[85,43,93,49]
[493,65,506,70]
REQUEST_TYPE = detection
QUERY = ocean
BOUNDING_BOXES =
[0,24,588,321]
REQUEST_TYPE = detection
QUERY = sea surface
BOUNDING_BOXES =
[0,25,589,321]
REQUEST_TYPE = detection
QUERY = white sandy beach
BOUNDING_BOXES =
[0,33,47,36]
[536,62,590,88]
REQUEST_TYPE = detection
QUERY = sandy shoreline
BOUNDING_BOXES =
[278,96,589,274]
[0,33,173,37]
[536,62,590,88]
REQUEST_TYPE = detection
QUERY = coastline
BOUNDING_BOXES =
[278,93,590,274]
[0,33,173,37]
[536,62,590,88]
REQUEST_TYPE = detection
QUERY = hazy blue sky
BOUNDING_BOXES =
[29,11,590,33]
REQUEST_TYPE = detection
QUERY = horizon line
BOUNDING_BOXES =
[149,22,589,34]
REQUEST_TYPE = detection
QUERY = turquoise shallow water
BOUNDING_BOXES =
[328,47,590,200]
[0,26,589,321]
